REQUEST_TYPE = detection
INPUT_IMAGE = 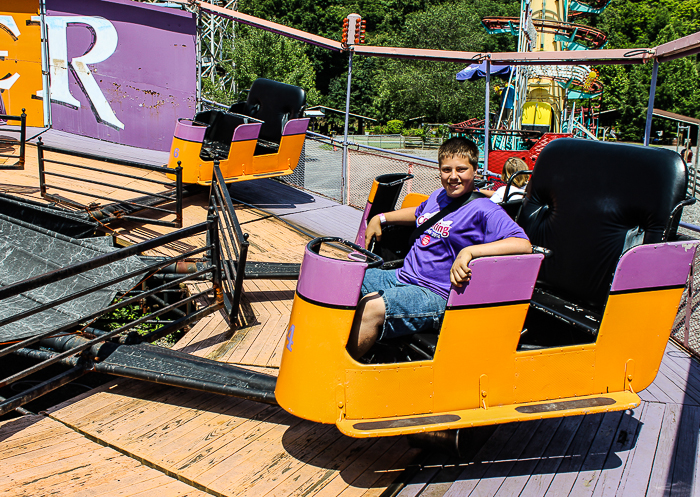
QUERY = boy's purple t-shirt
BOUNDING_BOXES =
[396,189,529,300]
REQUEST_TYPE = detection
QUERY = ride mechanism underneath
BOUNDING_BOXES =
[453,0,608,175]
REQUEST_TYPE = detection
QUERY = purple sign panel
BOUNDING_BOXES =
[46,0,196,151]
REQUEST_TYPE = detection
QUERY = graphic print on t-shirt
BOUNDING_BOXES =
[416,211,453,241]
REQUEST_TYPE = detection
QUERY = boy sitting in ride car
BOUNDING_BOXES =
[347,137,531,360]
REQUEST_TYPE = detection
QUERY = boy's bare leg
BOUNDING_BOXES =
[347,293,386,359]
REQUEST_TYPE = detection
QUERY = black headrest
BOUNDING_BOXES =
[234,78,306,145]
[519,139,688,310]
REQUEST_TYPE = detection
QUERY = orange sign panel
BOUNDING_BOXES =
[0,0,44,126]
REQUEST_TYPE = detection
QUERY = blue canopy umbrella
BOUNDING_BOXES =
[456,61,512,81]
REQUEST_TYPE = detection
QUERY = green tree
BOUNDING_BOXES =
[596,0,700,140]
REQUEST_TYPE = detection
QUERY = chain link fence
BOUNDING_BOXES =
[279,132,440,209]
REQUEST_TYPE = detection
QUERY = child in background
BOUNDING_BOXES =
[483,157,529,204]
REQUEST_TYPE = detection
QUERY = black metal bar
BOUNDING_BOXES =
[0,221,209,301]
[0,364,87,417]
[117,215,181,228]
[43,170,176,201]
[38,138,46,197]
[175,164,183,228]
[92,361,277,405]
[18,109,26,168]
[40,157,175,185]
[208,210,223,294]
[13,347,81,367]
[0,288,213,390]
[41,183,177,216]
[139,301,222,343]
[213,185,240,260]
[0,264,214,362]
[38,144,174,173]
[231,236,250,325]
[214,165,246,242]
[0,243,206,330]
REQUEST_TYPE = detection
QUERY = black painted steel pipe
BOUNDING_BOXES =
[92,362,277,405]
[0,364,87,417]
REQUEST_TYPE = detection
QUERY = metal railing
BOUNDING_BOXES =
[0,222,223,416]
[37,139,183,228]
[0,109,26,170]
[208,161,250,325]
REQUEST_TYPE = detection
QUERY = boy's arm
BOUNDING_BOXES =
[365,206,417,249]
[450,237,532,287]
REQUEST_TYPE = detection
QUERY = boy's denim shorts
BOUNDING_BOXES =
[361,268,446,341]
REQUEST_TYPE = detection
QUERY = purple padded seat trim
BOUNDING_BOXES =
[174,119,206,142]
[447,254,543,307]
[233,123,261,142]
[610,241,698,293]
[354,201,373,246]
[297,247,367,307]
[282,118,310,136]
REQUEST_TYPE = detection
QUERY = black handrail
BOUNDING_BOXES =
[37,139,183,228]
[0,109,26,170]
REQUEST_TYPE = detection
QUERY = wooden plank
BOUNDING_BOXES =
[220,421,337,495]
[336,438,419,497]
[591,405,645,497]
[295,437,400,497]
[618,402,665,496]
[540,413,605,496]
[493,417,564,496]
[518,414,586,497]
[395,452,451,497]
[646,403,682,497]
[669,405,700,496]
[442,421,521,496]
[360,446,423,497]
[105,390,216,446]
[153,400,278,468]
[185,408,305,486]
[552,411,623,496]
[467,419,543,496]
[134,395,245,459]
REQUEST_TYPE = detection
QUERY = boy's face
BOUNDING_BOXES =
[439,155,475,198]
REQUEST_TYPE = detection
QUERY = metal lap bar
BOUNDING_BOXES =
[0,110,26,170]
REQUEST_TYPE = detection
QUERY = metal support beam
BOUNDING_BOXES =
[644,59,659,147]
[342,50,354,205]
[484,59,491,176]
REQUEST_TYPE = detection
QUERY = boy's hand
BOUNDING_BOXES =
[365,216,383,249]
[450,248,473,287]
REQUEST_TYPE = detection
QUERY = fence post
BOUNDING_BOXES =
[18,108,26,169]
[37,138,46,197]
[207,207,223,307]
[175,160,183,228]
[341,50,354,205]
[684,253,695,348]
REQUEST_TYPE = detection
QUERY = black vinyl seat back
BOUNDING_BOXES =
[229,78,307,146]
[519,138,688,311]
[195,110,245,161]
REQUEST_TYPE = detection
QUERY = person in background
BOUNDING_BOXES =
[482,157,529,204]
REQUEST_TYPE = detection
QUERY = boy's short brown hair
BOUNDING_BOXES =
[438,137,479,168]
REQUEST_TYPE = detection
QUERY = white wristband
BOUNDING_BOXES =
[378,213,387,226]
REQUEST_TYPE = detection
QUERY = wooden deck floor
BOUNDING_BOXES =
[2,134,700,495]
